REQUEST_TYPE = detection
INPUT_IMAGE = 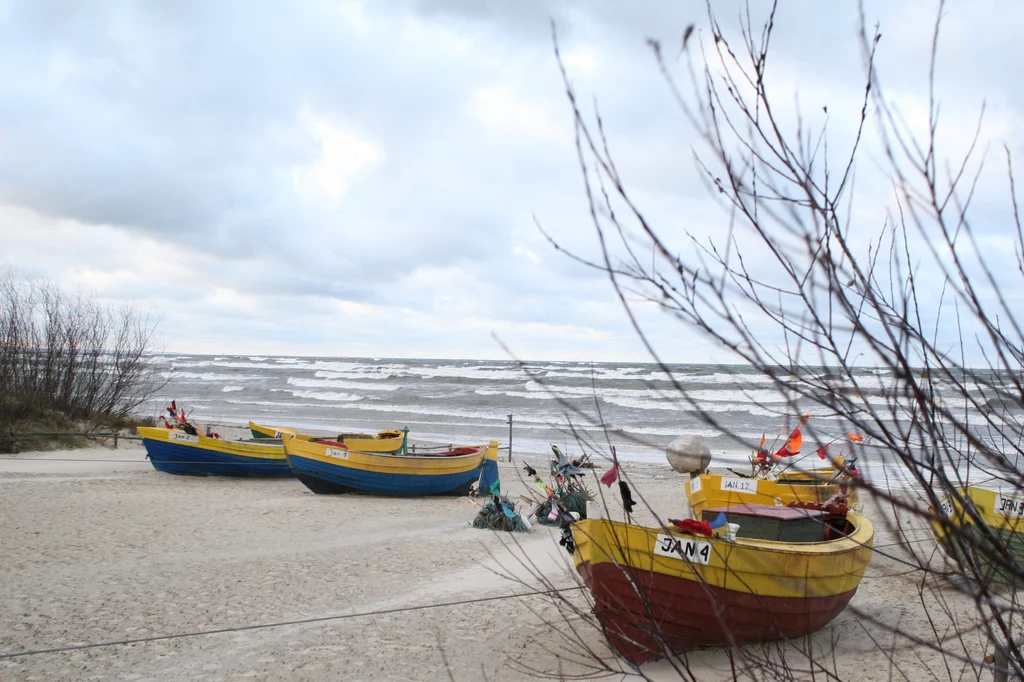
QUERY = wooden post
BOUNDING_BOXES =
[113,432,119,448]
[507,413,513,463]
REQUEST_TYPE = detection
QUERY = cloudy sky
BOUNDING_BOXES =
[1,0,1021,362]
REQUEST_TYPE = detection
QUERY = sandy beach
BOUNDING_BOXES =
[0,431,998,681]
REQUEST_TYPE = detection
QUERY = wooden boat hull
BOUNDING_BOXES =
[137,427,291,477]
[687,472,856,517]
[249,421,407,453]
[282,435,498,496]
[572,513,873,663]
[931,485,1024,586]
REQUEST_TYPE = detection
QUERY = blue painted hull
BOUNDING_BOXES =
[287,454,480,496]
[141,439,292,477]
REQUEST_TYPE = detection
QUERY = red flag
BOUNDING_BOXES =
[816,443,830,460]
[169,400,177,413]
[669,518,714,537]
[601,446,620,487]
[774,427,802,457]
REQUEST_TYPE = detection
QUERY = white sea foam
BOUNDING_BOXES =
[159,372,244,382]
[312,369,395,381]
[223,399,329,408]
[287,377,398,392]
[221,386,245,392]
[289,390,362,402]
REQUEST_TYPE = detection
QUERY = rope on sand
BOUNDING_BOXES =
[0,585,585,660]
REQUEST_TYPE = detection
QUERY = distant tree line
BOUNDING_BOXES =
[0,268,162,435]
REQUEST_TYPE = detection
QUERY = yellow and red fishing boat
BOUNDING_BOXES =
[571,505,873,663]
[684,418,861,517]
[686,469,857,517]
[248,421,407,454]
[931,484,1024,585]
[281,432,498,496]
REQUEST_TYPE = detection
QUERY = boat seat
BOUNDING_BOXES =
[702,503,827,542]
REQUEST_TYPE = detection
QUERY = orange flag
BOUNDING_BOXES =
[774,427,802,457]
[848,432,865,443]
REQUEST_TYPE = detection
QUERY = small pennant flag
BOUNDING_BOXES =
[601,446,620,487]
[848,432,865,442]
[708,512,728,530]
[816,443,830,460]
[522,461,537,477]
[799,412,811,425]
[547,506,560,521]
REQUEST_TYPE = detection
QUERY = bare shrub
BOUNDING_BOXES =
[0,268,163,438]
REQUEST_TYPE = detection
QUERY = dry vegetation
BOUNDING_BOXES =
[0,268,162,450]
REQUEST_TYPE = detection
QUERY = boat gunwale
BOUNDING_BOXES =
[137,427,286,459]
[284,446,489,464]
[576,511,874,561]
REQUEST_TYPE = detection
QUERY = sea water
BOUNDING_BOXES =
[147,355,1022,488]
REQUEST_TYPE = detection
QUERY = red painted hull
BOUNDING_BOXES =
[577,560,857,664]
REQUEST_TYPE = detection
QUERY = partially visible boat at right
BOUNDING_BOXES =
[931,483,1024,586]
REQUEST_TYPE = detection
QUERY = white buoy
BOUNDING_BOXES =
[666,434,712,475]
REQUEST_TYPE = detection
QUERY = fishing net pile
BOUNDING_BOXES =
[472,495,531,532]
[528,446,595,527]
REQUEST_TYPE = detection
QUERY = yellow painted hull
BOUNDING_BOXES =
[574,513,873,598]
[687,471,857,517]
[248,421,406,453]
[137,426,289,477]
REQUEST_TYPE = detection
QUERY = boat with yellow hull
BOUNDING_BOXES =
[137,426,291,477]
[281,432,498,496]
[931,484,1024,586]
[248,421,407,453]
[571,509,873,663]
[686,470,858,517]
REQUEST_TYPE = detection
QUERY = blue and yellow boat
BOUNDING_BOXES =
[137,426,292,477]
[281,432,498,495]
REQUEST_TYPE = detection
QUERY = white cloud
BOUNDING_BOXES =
[468,85,568,141]
[293,106,383,201]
